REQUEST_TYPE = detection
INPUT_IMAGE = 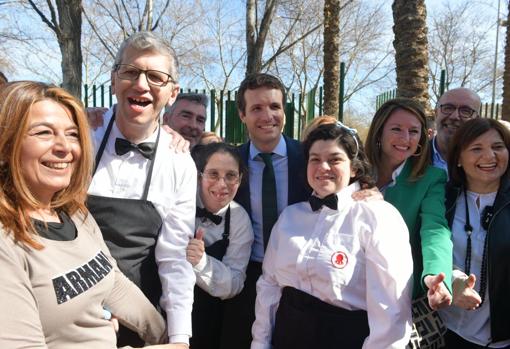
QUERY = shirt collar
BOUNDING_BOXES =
[379,160,406,194]
[248,135,287,160]
[311,181,360,212]
[432,136,447,170]
[106,110,159,155]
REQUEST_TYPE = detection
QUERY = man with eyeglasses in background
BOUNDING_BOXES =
[87,31,195,349]
[432,87,482,172]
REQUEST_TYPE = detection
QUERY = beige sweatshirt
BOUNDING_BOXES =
[0,211,166,349]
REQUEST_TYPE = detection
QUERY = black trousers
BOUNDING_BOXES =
[272,287,369,349]
[218,261,261,349]
[444,330,510,349]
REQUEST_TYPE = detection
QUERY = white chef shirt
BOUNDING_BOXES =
[88,108,196,344]
[251,182,413,349]
[439,191,510,348]
[194,198,254,299]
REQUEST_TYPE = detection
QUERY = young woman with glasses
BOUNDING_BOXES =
[186,142,254,349]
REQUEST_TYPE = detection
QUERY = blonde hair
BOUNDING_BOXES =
[301,115,338,141]
[0,81,93,248]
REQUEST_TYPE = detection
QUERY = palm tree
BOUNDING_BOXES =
[323,0,340,117]
[502,0,510,121]
[392,0,431,116]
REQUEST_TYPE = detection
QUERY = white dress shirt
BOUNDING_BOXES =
[439,191,510,348]
[88,108,197,344]
[248,135,288,262]
[251,182,413,349]
[194,198,254,299]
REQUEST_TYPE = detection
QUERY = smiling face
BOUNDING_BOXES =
[164,99,206,148]
[239,87,285,153]
[307,139,355,198]
[111,46,179,143]
[199,151,241,213]
[459,128,509,194]
[20,99,81,205]
[380,109,422,169]
[435,88,480,155]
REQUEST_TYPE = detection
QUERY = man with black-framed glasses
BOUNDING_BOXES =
[432,87,481,172]
[87,31,195,349]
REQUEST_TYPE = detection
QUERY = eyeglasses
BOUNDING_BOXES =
[114,64,174,87]
[336,121,359,158]
[439,104,477,119]
[200,170,241,185]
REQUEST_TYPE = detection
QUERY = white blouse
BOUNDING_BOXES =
[439,191,510,348]
[194,199,254,299]
[251,182,413,349]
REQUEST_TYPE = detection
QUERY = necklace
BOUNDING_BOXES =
[463,190,495,304]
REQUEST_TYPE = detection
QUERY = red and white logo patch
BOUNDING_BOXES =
[331,251,348,269]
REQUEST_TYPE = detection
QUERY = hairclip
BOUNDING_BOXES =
[336,121,359,158]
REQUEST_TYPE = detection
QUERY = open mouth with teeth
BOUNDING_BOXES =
[128,97,151,107]
[394,145,409,151]
[43,162,70,170]
[477,163,497,170]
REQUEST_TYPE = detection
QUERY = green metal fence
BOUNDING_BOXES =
[375,69,501,119]
[82,84,343,144]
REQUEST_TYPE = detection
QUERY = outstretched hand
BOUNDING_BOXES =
[452,273,481,310]
[424,273,452,310]
[186,229,205,266]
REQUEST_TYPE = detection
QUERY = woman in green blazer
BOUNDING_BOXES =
[365,98,453,308]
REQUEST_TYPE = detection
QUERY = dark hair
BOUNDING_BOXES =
[303,123,375,188]
[165,93,208,114]
[448,118,510,187]
[236,73,286,114]
[365,98,430,181]
[191,142,247,182]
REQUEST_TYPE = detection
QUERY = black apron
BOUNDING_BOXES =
[190,206,231,349]
[87,113,163,346]
[272,287,369,349]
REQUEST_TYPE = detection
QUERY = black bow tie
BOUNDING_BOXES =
[196,207,222,225]
[309,194,338,212]
[115,138,156,160]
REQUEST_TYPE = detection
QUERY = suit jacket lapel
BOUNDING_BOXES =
[235,141,252,216]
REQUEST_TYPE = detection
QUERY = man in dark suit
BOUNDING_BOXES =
[220,73,309,349]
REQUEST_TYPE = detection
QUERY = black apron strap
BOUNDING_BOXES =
[142,126,160,200]
[191,205,232,349]
[93,106,116,175]
[92,107,159,201]
[204,205,231,261]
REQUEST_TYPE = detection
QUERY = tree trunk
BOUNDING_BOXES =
[392,0,431,116]
[56,0,82,99]
[245,0,278,75]
[28,0,83,99]
[323,0,340,117]
[502,1,510,121]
